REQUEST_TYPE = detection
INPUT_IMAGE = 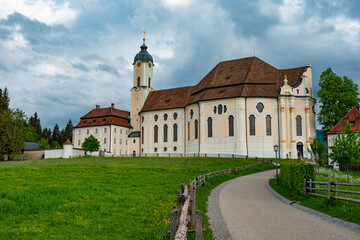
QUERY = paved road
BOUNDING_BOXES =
[208,170,360,240]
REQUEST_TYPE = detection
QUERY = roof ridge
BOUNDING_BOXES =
[327,106,359,134]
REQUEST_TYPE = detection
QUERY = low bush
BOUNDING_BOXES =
[279,160,315,195]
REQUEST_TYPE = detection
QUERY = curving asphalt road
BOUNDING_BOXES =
[208,170,360,240]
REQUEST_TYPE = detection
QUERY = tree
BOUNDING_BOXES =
[0,108,26,160]
[308,137,327,173]
[330,121,360,183]
[0,87,10,111]
[42,127,52,141]
[82,135,100,156]
[317,68,359,136]
[24,126,39,143]
[38,138,50,149]
[50,140,61,148]
[28,112,42,139]
[51,124,61,143]
[64,119,73,142]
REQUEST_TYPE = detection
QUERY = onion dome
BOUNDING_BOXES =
[133,39,154,65]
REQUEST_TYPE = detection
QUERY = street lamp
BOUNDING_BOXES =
[274,145,279,185]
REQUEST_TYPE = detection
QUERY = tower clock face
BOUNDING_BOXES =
[137,62,141,67]
[148,63,151,68]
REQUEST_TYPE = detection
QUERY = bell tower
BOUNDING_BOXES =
[130,32,154,131]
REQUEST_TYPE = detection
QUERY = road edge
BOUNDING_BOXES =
[265,178,360,235]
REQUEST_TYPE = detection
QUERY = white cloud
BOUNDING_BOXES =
[0,0,77,26]
[162,0,194,11]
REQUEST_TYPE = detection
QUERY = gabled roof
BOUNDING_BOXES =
[327,106,360,135]
[81,107,130,119]
[140,57,308,112]
[74,107,130,128]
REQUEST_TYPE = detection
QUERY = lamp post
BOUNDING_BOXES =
[274,145,279,185]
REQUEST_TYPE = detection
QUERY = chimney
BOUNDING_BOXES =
[111,103,115,108]
[96,105,100,109]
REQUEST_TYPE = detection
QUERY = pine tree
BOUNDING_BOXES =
[0,87,10,112]
[52,124,61,144]
[28,112,42,139]
[64,119,73,142]
[42,127,52,140]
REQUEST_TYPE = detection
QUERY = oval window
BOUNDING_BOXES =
[256,102,264,113]
[218,104,223,114]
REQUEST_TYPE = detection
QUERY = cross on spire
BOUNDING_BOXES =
[143,30,146,41]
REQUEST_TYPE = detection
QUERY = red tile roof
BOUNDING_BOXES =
[74,107,130,128]
[327,106,360,134]
[63,139,72,145]
[141,57,308,112]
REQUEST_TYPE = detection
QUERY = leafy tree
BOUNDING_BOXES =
[82,135,100,156]
[24,126,39,143]
[38,138,50,149]
[51,124,61,143]
[0,108,26,160]
[0,87,10,111]
[308,137,327,173]
[28,112,42,139]
[330,121,360,183]
[50,141,61,149]
[317,68,359,136]
[64,119,73,142]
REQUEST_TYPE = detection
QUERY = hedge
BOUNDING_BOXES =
[279,160,315,195]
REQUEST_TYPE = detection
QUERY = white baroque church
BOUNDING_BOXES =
[73,37,316,159]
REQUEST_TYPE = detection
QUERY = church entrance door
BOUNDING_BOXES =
[133,150,136,156]
[297,142,303,159]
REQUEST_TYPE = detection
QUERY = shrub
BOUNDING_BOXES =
[279,160,315,195]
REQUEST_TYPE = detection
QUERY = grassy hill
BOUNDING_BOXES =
[0,157,273,239]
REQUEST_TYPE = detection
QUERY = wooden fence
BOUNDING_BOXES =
[169,159,273,240]
[304,179,360,203]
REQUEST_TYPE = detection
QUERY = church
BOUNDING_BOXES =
[73,37,316,159]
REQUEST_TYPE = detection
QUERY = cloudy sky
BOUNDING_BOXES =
[1,0,360,129]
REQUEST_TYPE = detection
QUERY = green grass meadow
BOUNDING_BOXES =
[0,157,274,239]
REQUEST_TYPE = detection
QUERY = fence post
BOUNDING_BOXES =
[327,179,331,200]
[303,179,307,195]
[170,209,179,240]
[310,179,313,193]
[218,153,220,158]
[334,180,338,198]
[195,210,203,240]
[190,189,196,228]
[176,191,181,213]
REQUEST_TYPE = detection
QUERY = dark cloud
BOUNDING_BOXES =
[71,62,89,72]
[97,64,119,75]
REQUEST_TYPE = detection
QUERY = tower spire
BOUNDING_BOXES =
[143,29,146,42]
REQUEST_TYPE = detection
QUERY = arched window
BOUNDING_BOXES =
[296,115,302,136]
[218,104,223,114]
[148,77,151,87]
[164,124,168,142]
[190,109,194,119]
[188,122,190,141]
[266,115,271,136]
[141,127,144,144]
[194,120,198,139]
[213,106,217,114]
[154,125,158,143]
[164,114,168,121]
[173,124,178,142]
[173,112,178,120]
[228,115,234,136]
[207,117,213,138]
[249,114,256,136]
[137,76,140,87]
